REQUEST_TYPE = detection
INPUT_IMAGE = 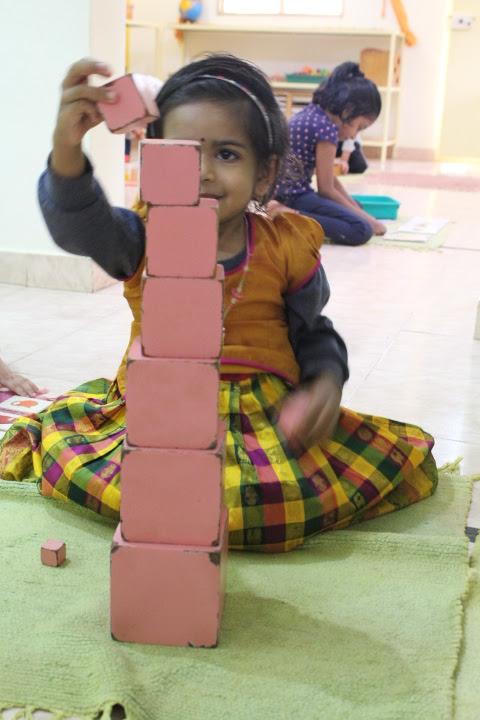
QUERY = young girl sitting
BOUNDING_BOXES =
[0,54,437,552]
[273,61,386,246]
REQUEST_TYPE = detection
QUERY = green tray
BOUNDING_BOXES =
[285,73,327,83]
[352,194,400,220]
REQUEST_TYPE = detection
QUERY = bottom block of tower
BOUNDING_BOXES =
[110,508,229,647]
[121,427,225,545]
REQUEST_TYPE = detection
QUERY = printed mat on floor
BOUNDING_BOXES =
[0,388,55,441]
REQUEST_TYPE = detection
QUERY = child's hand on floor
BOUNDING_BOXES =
[0,367,41,397]
[278,373,341,452]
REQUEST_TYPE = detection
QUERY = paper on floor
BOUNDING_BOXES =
[396,217,450,235]
[0,396,52,414]
[383,232,429,243]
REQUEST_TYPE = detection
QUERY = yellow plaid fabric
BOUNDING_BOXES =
[0,373,437,553]
[220,374,437,552]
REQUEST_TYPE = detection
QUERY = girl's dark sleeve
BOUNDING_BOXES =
[37,155,145,280]
[285,265,349,388]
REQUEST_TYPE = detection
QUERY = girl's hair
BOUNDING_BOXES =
[147,53,289,202]
[312,61,381,123]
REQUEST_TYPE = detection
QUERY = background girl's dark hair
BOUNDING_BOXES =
[312,61,381,122]
[147,53,290,202]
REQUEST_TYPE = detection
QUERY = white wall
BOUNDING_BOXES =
[439,0,480,159]
[131,0,451,155]
[394,0,451,153]
[89,0,127,204]
[0,0,125,256]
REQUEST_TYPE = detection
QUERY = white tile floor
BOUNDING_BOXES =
[1,159,479,719]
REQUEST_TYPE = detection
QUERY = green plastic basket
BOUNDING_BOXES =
[285,73,327,84]
[352,194,400,220]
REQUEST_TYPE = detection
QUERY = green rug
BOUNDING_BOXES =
[456,538,480,719]
[0,465,474,720]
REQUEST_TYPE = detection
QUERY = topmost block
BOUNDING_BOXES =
[140,140,201,206]
[97,74,161,134]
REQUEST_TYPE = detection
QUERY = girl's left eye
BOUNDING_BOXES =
[217,148,239,161]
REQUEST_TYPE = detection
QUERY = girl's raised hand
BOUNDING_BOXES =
[52,58,116,177]
[278,373,341,452]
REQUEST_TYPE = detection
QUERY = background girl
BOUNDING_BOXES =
[0,54,437,552]
[274,61,386,246]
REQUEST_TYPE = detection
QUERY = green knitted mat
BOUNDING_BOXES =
[456,538,480,719]
[0,464,475,720]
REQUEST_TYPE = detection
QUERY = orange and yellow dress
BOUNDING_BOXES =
[0,212,437,552]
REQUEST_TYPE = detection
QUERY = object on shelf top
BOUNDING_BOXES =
[179,0,203,22]
[286,68,329,83]
[270,67,330,84]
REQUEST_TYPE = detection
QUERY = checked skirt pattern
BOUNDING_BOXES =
[0,374,437,553]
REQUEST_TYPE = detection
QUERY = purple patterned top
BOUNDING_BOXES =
[276,103,339,198]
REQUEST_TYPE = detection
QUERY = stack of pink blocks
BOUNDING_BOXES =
[110,139,228,648]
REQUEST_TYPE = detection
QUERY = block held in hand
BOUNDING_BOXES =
[98,73,161,134]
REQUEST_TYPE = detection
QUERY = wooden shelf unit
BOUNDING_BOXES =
[170,23,404,165]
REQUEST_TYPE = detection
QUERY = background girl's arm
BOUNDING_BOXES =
[315,142,386,235]
[333,174,358,207]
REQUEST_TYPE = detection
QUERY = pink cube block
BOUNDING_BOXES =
[140,140,200,206]
[97,74,160,134]
[146,199,218,278]
[141,268,224,359]
[126,338,219,449]
[41,540,66,567]
[110,509,228,647]
[121,429,225,545]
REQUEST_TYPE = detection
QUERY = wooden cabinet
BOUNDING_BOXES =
[171,23,404,164]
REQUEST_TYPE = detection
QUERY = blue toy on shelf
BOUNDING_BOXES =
[352,194,400,220]
[179,0,203,22]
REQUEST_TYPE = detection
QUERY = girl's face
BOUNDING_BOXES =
[338,114,374,141]
[163,100,273,228]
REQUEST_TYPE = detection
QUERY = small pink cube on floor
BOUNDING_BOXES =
[121,427,225,545]
[140,140,200,206]
[41,540,66,567]
[146,199,218,278]
[97,73,160,134]
[126,338,219,449]
[110,508,228,647]
[141,267,224,359]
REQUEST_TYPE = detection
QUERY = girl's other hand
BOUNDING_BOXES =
[372,219,387,235]
[52,58,115,176]
[278,373,341,452]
